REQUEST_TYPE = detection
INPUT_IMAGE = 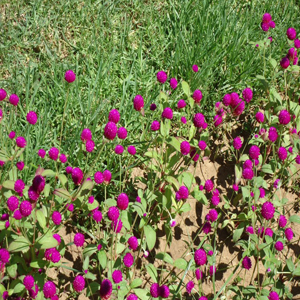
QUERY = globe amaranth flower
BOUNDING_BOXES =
[274,241,284,251]
[223,94,232,106]
[186,281,194,294]
[177,99,186,109]
[49,147,59,160]
[74,233,85,247]
[100,279,112,299]
[7,196,19,212]
[117,127,127,139]
[274,179,281,189]
[8,131,15,139]
[242,168,254,180]
[94,171,104,184]
[104,122,117,140]
[265,228,273,237]
[262,13,272,23]
[16,136,26,148]
[103,170,111,184]
[195,269,203,281]
[112,270,122,284]
[26,111,38,125]
[66,203,74,212]
[81,128,92,141]
[24,275,35,290]
[181,116,187,124]
[193,89,203,103]
[176,186,189,201]
[0,89,7,101]
[73,275,85,292]
[111,219,123,233]
[268,291,279,300]
[107,206,120,221]
[255,111,264,123]
[295,39,300,48]
[278,109,291,125]
[261,201,275,220]
[249,145,260,159]
[287,27,297,40]
[150,283,160,298]
[288,47,297,59]
[159,285,170,298]
[280,57,290,69]
[150,103,157,111]
[198,140,207,151]
[38,149,46,158]
[180,141,190,155]
[211,195,220,206]
[209,265,216,277]
[127,145,136,155]
[117,193,129,210]
[261,22,269,32]
[233,137,242,150]
[115,145,124,154]
[85,140,95,153]
[53,234,61,245]
[268,127,278,142]
[151,120,160,131]
[277,147,287,161]
[232,100,245,116]
[162,107,173,119]
[199,297,208,300]
[64,70,76,83]
[9,94,19,106]
[13,210,22,220]
[192,64,199,72]
[43,281,56,298]
[72,167,83,185]
[16,161,24,171]
[246,226,254,234]
[242,256,252,270]
[128,236,138,250]
[20,201,32,217]
[50,249,61,263]
[170,78,178,89]
[127,294,138,300]
[285,227,293,241]
[204,180,214,192]
[208,209,218,222]
[214,115,223,127]
[52,211,62,225]
[193,113,205,128]
[194,248,207,266]
[123,252,134,267]
[133,95,144,111]
[108,109,120,124]
[157,71,167,83]
[32,175,45,194]
[242,88,253,103]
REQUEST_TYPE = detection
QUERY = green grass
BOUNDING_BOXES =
[1,0,299,174]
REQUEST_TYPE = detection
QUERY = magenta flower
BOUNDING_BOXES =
[285,227,293,241]
[151,120,160,131]
[208,209,218,222]
[112,270,123,283]
[26,111,38,125]
[195,269,203,280]
[43,281,56,298]
[81,128,92,141]
[194,248,207,266]
[117,127,127,139]
[223,94,232,106]
[128,236,138,250]
[278,110,290,125]
[261,201,275,220]
[170,78,178,89]
[295,39,300,48]
[86,140,95,152]
[115,145,124,154]
[111,219,123,233]
[209,265,216,276]
[246,226,254,234]
[265,228,273,237]
[204,179,214,192]
[150,283,160,298]
[242,168,254,180]
[192,64,199,72]
[193,113,205,128]
[103,170,111,184]
[233,137,242,150]
[242,88,253,103]
[73,275,85,292]
[177,99,186,109]
[16,136,26,148]
[108,109,120,124]
[280,57,290,69]
[16,161,24,171]
[287,27,297,40]
[128,145,136,155]
[117,193,129,210]
[49,147,59,160]
[150,103,157,111]
[203,222,211,233]
[72,167,83,185]
[100,279,112,299]
[176,186,189,200]
[268,127,278,142]
[107,206,120,221]
[192,89,203,103]
[9,94,19,106]
[162,107,173,119]
[232,100,245,116]
[277,147,287,161]
[0,89,7,101]
[104,122,117,140]
[255,111,264,123]
[52,211,62,225]
[123,252,134,267]
[133,95,144,111]
[268,291,279,300]
[74,233,85,247]
[181,116,187,124]
[20,201,32,217]
[24,275,35,290]
[249,145,260,159]
[8,131,15,139]
[157,71,167,83]
[94,171,104,184]
[159,285,170,298]
[198,140,207,150]
[180,141,190,155]
[261,22,269,32]
[186,281,194,294]
[242,256,252,270]
[38,149,46,158]
[274,241,284,251]
[64,70,76,83]
[7,196,19,212]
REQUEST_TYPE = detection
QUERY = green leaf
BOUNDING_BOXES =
[289,215,300,224]
[235,165,242,184]
[2,180,15,190]
[58,174,68,186]
[174,258,188,269]
[8,236,30,253]
[261,164,273,174]
[144,225,156,251]
[189,124,196,141]
[85,272,97,280]
[179,203,191,213]
[79,179,94,196]
[156,252,173,264]
[286,258,295,272]
[41,169,56,177]
[83,256,89,271]
[53,188,72,200]
[269,58,277,68]
[131,278,142,288]
[13,283,25,294]
[98,250,107,269]
[37,236,58,249]
[167,136,181,152]
[36,210,46,229]
[30,259,47,269]
[293,265,300,276]
[44,184,51,197]
[182,81,190,97]
[83,244,97,258]
[87,200,99,211]
[7,264,17,278]
[165,176,179,190]
[133,288,149,300]
[192,186,208,205]
[132,202,146,217]
[145,264,157,282]
[233,222,245,242]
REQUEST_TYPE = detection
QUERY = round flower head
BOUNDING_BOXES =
[294,56,299,65]
[223,94,232,106]
[233,137,242,150]
[162,107,173,119]
[150,103,157,111]
[86,140,95,153]
[261,22,269,32]
[275,241,284,251]
[123,252,134,267]
[249,145,260,159]
[151,120,160,131]
[170,78,178,89]
[73,275,85,292]
[0,249,10,264]
[8,131,16,139]
[262,13,272,23]
[94,171,104,184]
[49,147,59,160]
[103,170,111,184]
[186,281,194,294]
[127,145,136,155]
[100,279,112,299]
[294,39,300,48]
[204,180,214,192]
[194,248,207,266]
[269,20,276,28]
[268,291,279,300]
[255,111,264,123]
[133,95,144,111]
[242,256,252,270]
[280,57,290,69]
[246,226,254,234]
[43,281,56,298]
[242,168,254,180]
[261,201,275,220]
[13,210,22,220]
[180,141,190,155]
[193,89,203,103]
[209,265,216,276]
[38,149,46,158]
[51,249,61,263]
[285,227,293,241]
[177,99,186,109]
[28,186,39,202]
[127,294,138,300]
[65,166,73,174]
[53,234,61,245]
[16,161,24,171]
[268,127,278,142]
[108,109,120,124]
[72,167,83,185]
[208,209,218,222]
[9,94,19,106]
[107,206,120,221]
[278,110,290,125]
[214,115,223,127]
[64,70,76,83]
[32,175,45,193]
[211,194,220,206]
[16,136,26,148]
[115,145,124,154]
[117,127,127,139]
[181,116,187,124]
[23,275,35,290]
[157,71,167,83]
[128,236,138,250]
[278,147,287,161]
[59,153,68,163]
[259,187,265,198]
[52,211,62,225]
[288,47,297,59]
[274,179,281,189]
[117,193,129,210]
[232,100,245,116]
[88,196,94,204]
[26,111,38,125]
[7,196,19,212]
[195,269,203,281]
[0,89,7,101]
[74,233,85,247]
[230,93,239,107]
[20,201,32,217]
[66,203,74,212]
[177,186,189,200]
[243,159,253,169]
[160,285,170,298]
[192,64,199,72]
[150,283,160,298]
[287,27,297,40]
[268,36,273,42]
[193,113,205,128]
[112,270,122,283]
[265,228,273,237]
[81,128,92,141]
[104,122,117,140]
[136,196,141,203]
[242,88,253,103]
[0,109,2,121]
[111,219,123,233]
